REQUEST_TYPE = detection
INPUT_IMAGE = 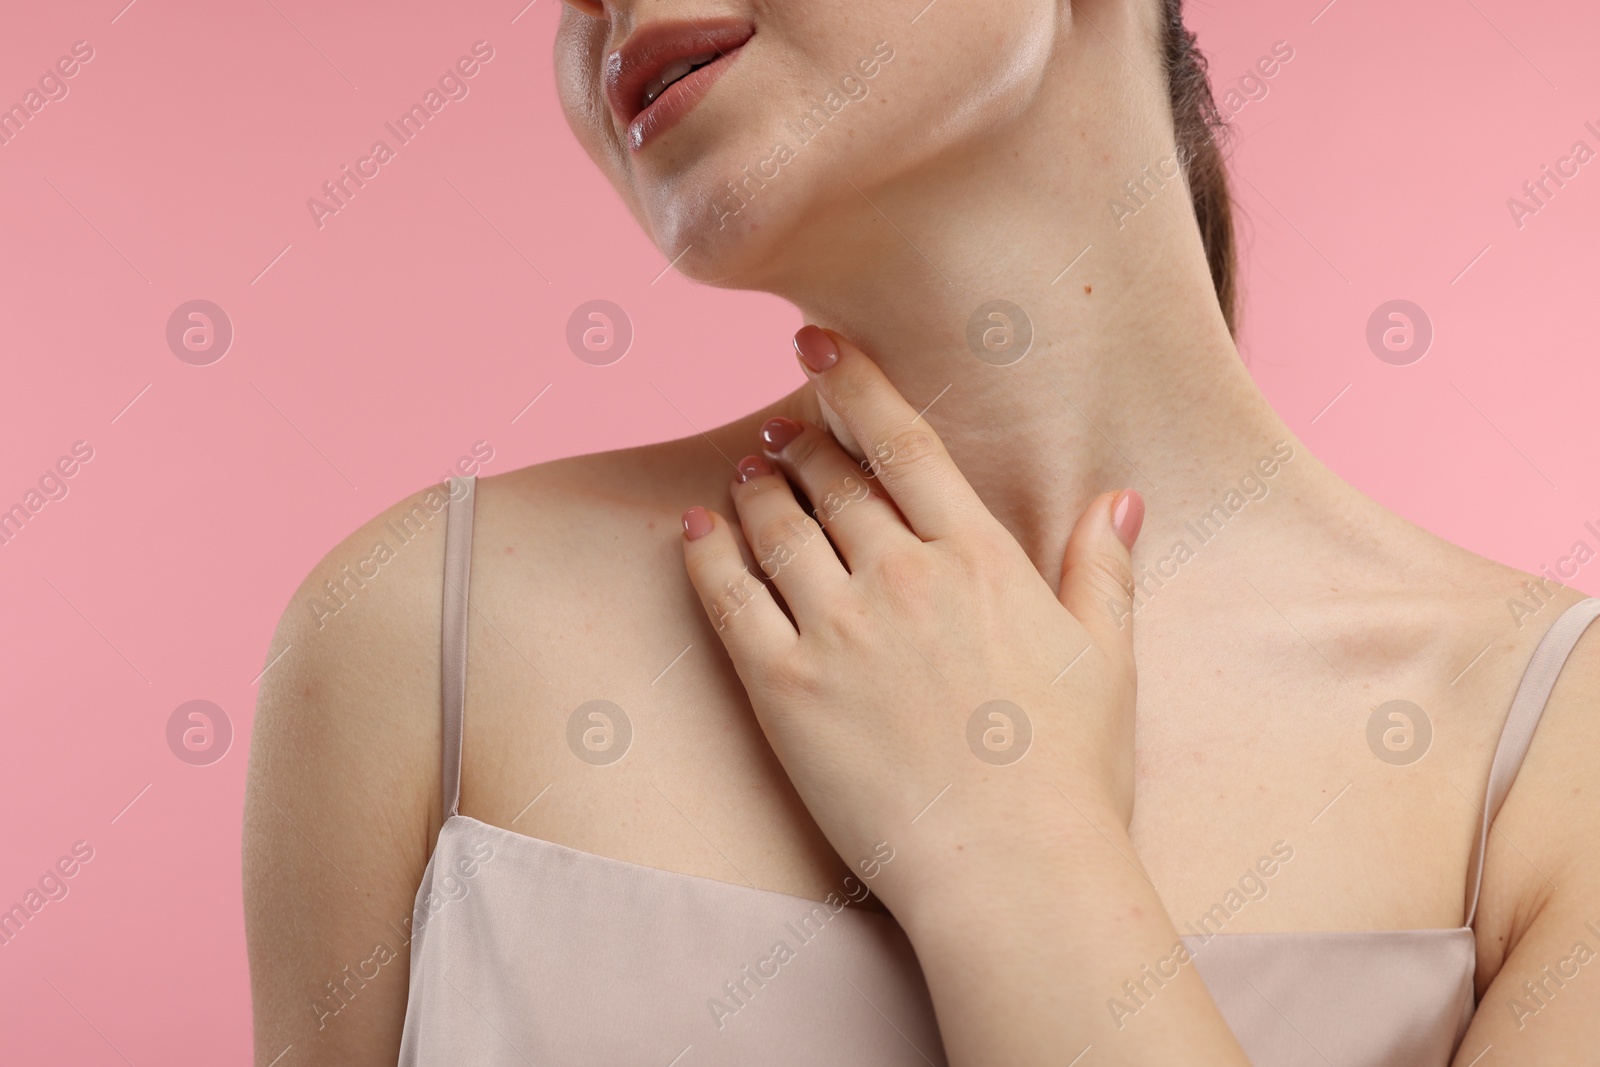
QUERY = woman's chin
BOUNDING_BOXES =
[648,194,806,291]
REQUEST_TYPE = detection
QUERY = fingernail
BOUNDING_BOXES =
[760,416,804,453]
[793,325,839,373]
[1110,489,1145,550]
[736,454,772,483]
[682,506,713,541]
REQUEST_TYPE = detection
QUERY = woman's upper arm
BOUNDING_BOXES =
[1454,626,1600,1063]
[243,485,454,1067]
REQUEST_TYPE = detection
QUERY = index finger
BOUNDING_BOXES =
[793,325,987,540]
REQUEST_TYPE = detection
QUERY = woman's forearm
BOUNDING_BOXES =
[895,792,1250,1067]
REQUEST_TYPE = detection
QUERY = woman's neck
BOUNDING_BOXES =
[757,25,1307,589]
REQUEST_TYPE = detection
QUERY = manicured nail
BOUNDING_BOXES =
[682,506,713,541]
[793,325,839,373]
[1110,489,1145,550]
[736,454,772,483]
[760,416,804,453]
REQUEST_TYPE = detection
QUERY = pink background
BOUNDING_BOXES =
[1,0,1596,1062]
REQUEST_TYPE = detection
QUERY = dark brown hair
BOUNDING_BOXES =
[1159,0,1237,335]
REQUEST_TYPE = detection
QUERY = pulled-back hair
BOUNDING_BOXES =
[1159,0,1237,335]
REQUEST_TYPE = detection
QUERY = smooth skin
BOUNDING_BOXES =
[245,0,1600,1062]
[682,326,1250,1062]
[678,328,1600,1064]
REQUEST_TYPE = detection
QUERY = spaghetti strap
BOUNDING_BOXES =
[440,475,478,821]
[1464,596,1600,927]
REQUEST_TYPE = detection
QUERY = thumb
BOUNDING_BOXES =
[1059,489,1144,651]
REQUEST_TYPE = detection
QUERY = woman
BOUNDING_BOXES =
[244,1,1600,1064]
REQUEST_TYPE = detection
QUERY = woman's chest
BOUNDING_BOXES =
[454,547,1510,940]
[460,592,1492,937]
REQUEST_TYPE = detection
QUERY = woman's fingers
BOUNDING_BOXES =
[758,416,917,570]
[793,325,989,541]
[680,506,796,659]
[1058,489,1145,660]
[729,455,853,627]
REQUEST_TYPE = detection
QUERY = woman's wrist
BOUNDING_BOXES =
[885,799,1251,1064]
[884,780,1135,940]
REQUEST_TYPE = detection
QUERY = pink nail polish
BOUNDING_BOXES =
[793,326,839,373]
[682,506,713,541]
[760,417,804,453]
[736,454,772,483]
[1111,490,1144,549]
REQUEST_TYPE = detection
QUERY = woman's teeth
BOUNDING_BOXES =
[641,53,717,110]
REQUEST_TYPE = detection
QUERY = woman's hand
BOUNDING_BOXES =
[680,325,1146,915]
[679,328,1250,1066]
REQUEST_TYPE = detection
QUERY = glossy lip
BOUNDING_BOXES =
[604,18,754,152]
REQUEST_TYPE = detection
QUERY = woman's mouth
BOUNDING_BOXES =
[605,18,754,153]
[639,53,720,110]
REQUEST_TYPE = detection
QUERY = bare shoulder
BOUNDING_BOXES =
[241,439,691,834]
[240,441,713,1064]
[247,479,463,855]
[243,479,466,1064]
[1474,577,1600,985]
[439,434,853,897]
[243,434,734,947]
[1377,518,1600,987]
[1274,501,1589,718]
[472,426,765,627]
[1379,536,1600,982]
[448,438,745,798]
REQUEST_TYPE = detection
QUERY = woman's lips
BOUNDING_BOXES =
[627,44,745,152]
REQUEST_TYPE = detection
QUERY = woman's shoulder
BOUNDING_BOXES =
[249,439,721,785]
[258,477,463,725]
[243,475,490,1061]
[241,442,688,1059]
[465,434,752,609]
[1443,547,1600,983]
[276,437,709,641]
[245,479,471,870]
